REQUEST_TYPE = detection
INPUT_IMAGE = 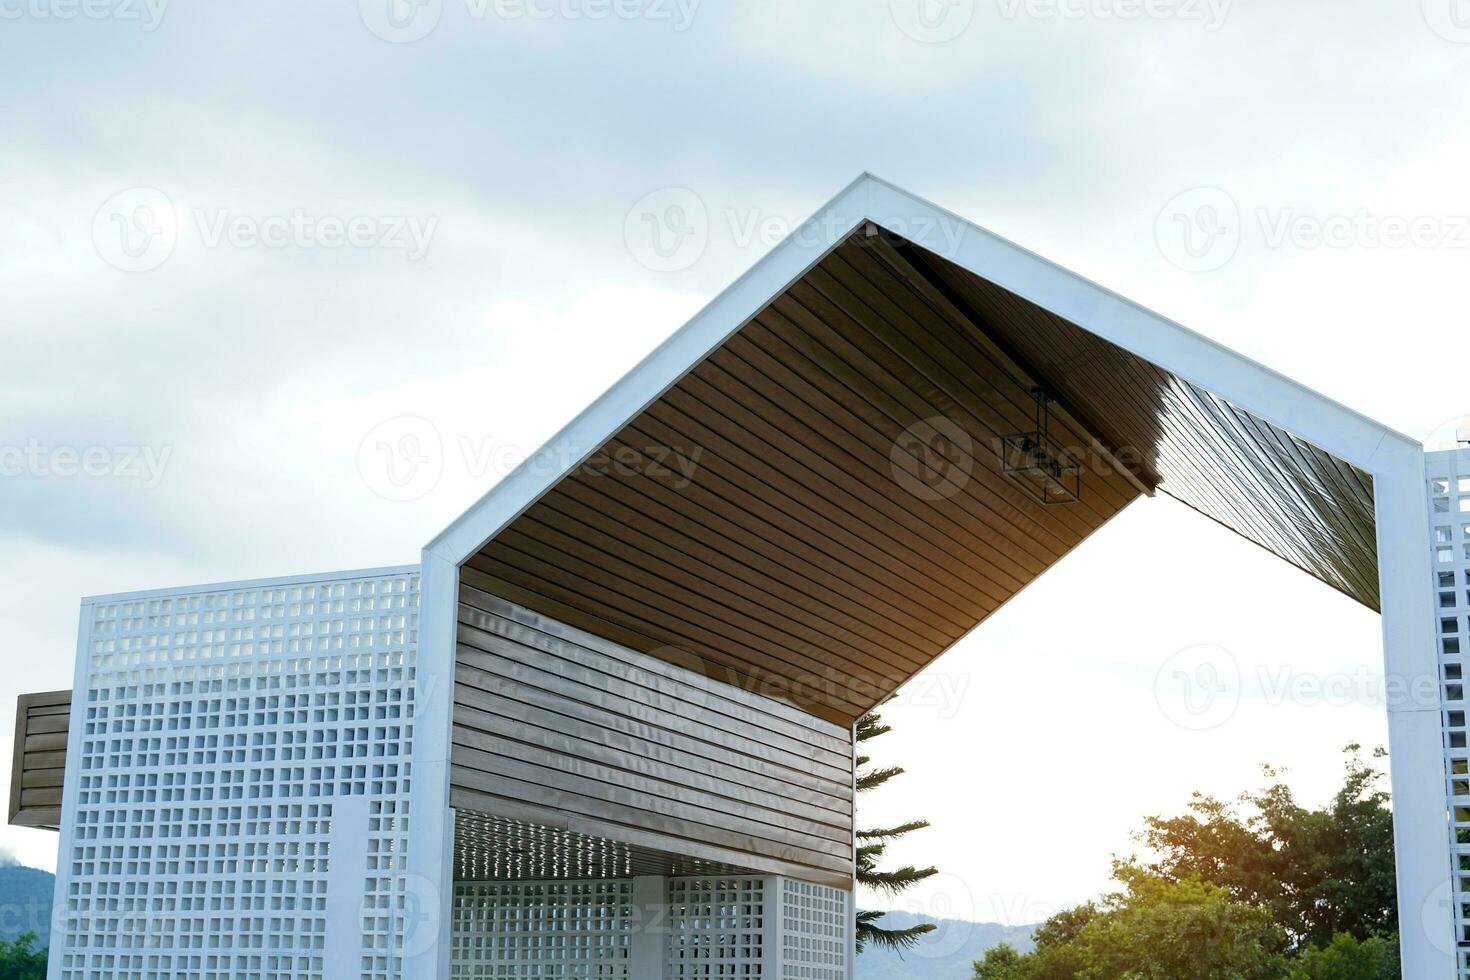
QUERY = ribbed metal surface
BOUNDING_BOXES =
[8,690,70,831]
[908,243,1379,608]
[451,586,856,889]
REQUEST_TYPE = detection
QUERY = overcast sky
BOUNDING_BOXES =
[4,0,1470,953]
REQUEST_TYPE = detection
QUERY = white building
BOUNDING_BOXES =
[9,175,1463,977]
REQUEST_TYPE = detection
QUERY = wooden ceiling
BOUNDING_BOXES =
[909,244,1378,608]
[466,231,1149,725]
[465,225,1378,724]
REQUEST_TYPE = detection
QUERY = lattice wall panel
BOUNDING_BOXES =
[53,568,419,980]
[1428,460,1470,977]
[448,875,849,979]
[449,881,633,978]
[666,877,768,978]
[780,879,848,980]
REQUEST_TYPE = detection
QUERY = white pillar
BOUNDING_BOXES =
[631,876,668,978]
[1373,442,1455,976]
[404,551,459,979]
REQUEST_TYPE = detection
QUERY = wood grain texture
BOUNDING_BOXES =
[9,690,71,831]
[450,586,855,888]
[467,234,1146,724]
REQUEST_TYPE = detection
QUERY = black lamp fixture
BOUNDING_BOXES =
[1001,388,1082,504]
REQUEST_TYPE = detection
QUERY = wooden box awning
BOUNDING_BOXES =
[10,690,71,831]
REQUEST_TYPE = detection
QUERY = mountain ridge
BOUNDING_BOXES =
[857,910,1036,979]
[0,859,53,946]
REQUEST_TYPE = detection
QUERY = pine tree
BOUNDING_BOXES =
[855,704,939,952]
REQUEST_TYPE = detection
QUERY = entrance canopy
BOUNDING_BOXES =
[429,174,1409,727]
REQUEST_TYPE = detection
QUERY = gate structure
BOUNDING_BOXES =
[11,175,1458,977]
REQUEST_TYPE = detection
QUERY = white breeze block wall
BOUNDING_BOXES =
[50,567,420,980]
[1428,453,1470,975]
[448,874,850,979]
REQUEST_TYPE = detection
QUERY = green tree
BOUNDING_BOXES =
[973,939,1085,980]
[971,866,1291,980]
[1136,745,1395,949]
[969,751,1401,979]
[1076,865,1292,979]
[0,932,47,980]
[855,704,937,952]
[1290,933,1399,980]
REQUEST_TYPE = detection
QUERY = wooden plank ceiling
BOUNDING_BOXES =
[906,242,1378,609]
[467,226,1378,725]
[466,231,1148,725]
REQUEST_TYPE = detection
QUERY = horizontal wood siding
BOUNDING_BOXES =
[9,690,71,830]
[451,585,855,888]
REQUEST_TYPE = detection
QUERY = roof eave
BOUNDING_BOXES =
[426,173,1418,567]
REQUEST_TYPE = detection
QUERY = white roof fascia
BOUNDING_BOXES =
[425,174,879,565]
[427,173,1418,567]
[857,175,1419,476]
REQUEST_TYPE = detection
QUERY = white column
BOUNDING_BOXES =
[847,722,858,980]
[630,876,668,978]
[1373,443,1455,976]
[764,876,785,975]
[46,603,93,980]
[404,551,459,979]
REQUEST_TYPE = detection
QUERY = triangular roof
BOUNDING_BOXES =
[426,174,1418,724]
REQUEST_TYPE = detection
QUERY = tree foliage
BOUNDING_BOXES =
[1136,745,1396,950]
[0,932,47,980]
[855,704,938,953]
[972,866,1291,980]
[970,746,1401,979]
[1291,933,1399,979]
